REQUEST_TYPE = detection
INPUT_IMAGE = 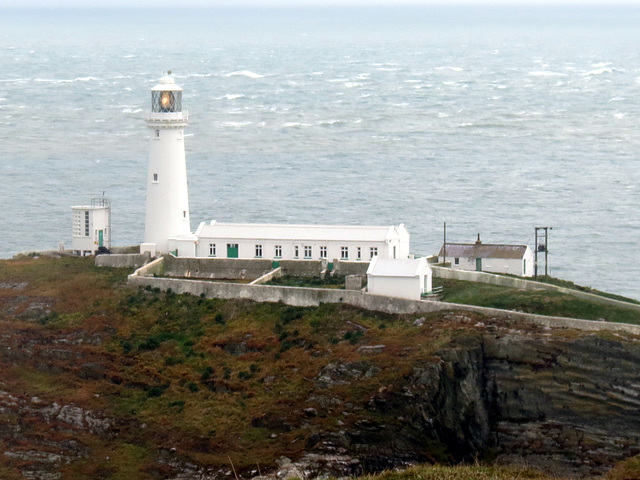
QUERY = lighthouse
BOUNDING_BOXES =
[141,73,192,256]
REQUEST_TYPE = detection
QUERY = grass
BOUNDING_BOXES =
[1,256,639,478]
[536,275,640,305]
[434,278,640,325]
[353,464,568,480]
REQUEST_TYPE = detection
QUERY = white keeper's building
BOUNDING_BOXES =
[171,221,410,261]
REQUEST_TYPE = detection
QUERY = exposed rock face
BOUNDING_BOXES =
[310,330,640,478]
[487,333,640,478]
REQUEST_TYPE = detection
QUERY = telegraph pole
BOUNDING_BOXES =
[443,222,447,265]
[534,226,552,279]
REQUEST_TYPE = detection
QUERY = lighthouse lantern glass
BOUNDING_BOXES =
[152,90,182,113]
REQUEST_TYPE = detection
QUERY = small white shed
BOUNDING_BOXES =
[366,256,432,301]
[71,198,111,256]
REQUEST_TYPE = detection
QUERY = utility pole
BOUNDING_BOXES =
[443,222,447,265]
[534,226,552,279]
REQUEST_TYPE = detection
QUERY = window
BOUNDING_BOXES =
[370,247,378,259]
[255,244,263,258]
[183,210,186,218]
[341,247,349,260]
[84,211,90,237]
[304,246,312,259]
[153,173,158,182]
[154,129,160,138]
[275,245,282,258]
[357,247,362,260]
[454,257,460,265]
[319,246,327,258]
[209,243,216,256]
[294,246,299,259]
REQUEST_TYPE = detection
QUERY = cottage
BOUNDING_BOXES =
[438,235,534,277]
[366,256,432,301]
[187,221,410,262]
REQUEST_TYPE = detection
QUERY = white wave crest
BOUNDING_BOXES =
[222,121,252,127]
[584,67,613,76]
[528,71,567,77]
[344,82,362,88]
[318,119,344,126]
[224,94,245,100]
[226,70,263,79]
[435,66,463,72]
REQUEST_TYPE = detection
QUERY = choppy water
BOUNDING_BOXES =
[1,6,639,299]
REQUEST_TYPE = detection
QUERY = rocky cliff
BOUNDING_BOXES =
[1,257,639,479]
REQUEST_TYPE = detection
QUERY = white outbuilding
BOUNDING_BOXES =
[366,256,432,301]
[193,221,410,262]
[71,198,111,256]
[438,235,534,277]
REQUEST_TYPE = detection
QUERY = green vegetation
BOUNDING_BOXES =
[536,275,640,305]
[434,278,640,325]
[1,255,638,479]
[354,464,566,480]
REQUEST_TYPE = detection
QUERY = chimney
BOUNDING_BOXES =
[476,233,482,245]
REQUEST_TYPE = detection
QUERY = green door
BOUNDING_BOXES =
[98,230,104,247]
[475,258,482,271]
[227,243,238,258]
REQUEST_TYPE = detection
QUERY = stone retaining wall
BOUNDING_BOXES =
[95,253,150,268]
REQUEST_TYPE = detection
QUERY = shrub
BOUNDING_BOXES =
[187,382,199,393]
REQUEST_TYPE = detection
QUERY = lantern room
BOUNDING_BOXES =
[150,72,182,113]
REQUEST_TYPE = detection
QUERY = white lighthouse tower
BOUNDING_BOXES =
[141,73,193,256]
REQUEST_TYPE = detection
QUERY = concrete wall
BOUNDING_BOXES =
[333,260,370,276]
[163,256,275,281]
[279,260,323,277]
[250,267,283,285]
[127,269,640,336]
[95,253,150,268]
[432,266,640,312]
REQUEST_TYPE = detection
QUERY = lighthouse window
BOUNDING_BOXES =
[183,211,186,218]
[153,173,158,182]
[152,90,182,113]
[84,211,90,237]
[154,130,160,138]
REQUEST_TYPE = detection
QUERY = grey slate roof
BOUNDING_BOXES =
[438,243,528,259]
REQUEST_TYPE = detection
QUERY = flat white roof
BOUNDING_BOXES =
[367,257,428,277]
[196,221,401,243]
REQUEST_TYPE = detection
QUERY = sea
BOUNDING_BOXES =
[1,6,639,300]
